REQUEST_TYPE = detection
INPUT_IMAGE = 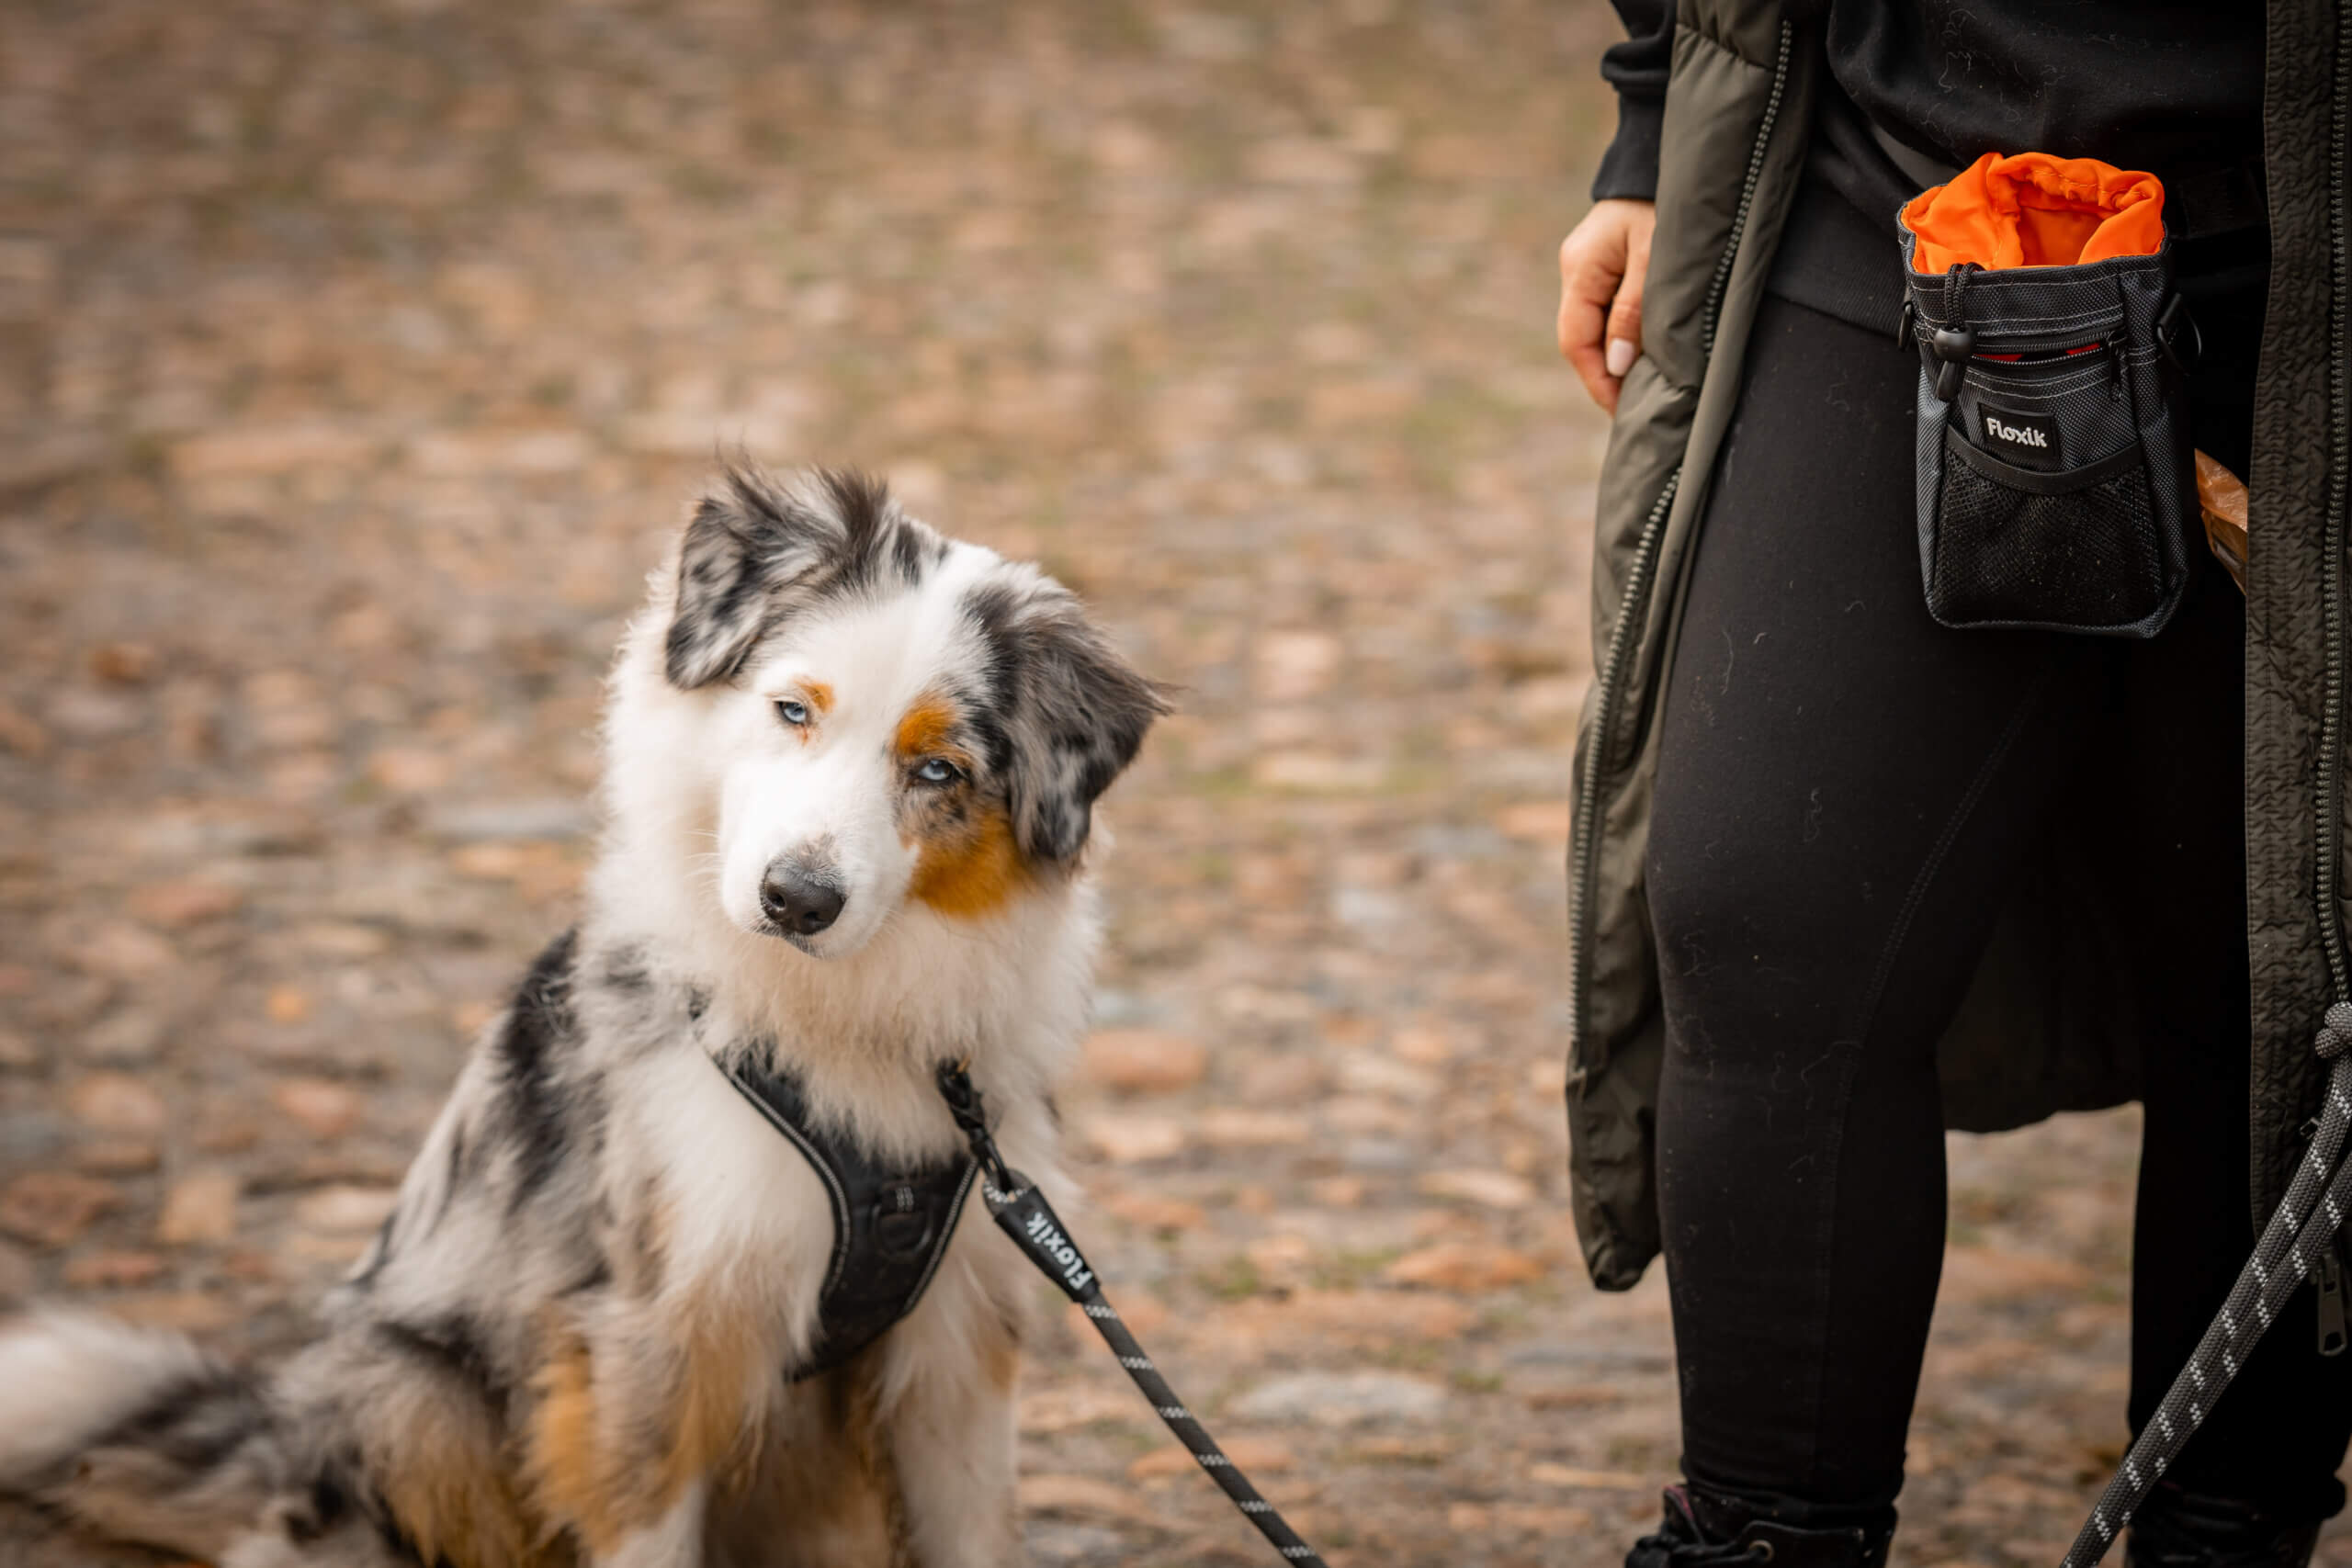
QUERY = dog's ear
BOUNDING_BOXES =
[664,466,844,689]
[986,586,1170,865]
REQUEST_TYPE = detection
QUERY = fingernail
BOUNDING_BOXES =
[1606,338,1636,378]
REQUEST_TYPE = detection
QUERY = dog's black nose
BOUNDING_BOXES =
[760,865,846,935]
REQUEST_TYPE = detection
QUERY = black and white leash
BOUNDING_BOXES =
[936,1061,1328,1567]
[953,1009,2352,1568]
[2060,1005,2352,1566]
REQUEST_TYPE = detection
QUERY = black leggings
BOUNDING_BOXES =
[1645,290,2352,1523]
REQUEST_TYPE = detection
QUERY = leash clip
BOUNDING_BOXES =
[934,1058,1016,1195]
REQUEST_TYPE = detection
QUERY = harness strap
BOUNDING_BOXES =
[720,1055,976,1380]
[936,1062,1328,1567]
[2061,1005,2352,1565]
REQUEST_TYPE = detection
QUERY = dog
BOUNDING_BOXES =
[0,467,1167,1567]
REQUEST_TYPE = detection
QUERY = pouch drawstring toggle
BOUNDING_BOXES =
[1929,263,1976,401]
[1929,326,1974,401]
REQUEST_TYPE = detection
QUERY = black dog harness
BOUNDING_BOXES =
[718,1050,1326,1566]
[718,1056,977,1379]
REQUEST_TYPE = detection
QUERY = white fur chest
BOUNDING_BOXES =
[620,1044,841,1364]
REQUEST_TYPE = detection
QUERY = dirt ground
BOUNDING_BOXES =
[0,3,2344,1565]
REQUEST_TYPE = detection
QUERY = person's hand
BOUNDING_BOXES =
[1557,198,1657,413]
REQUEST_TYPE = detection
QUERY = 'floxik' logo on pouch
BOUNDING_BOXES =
[1984,412,2046,448]
[1976,404,2060,463]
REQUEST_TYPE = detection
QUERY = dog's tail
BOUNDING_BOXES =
[0,1309,286,1560]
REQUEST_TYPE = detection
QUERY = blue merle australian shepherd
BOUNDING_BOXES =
[0,468,1167,1567]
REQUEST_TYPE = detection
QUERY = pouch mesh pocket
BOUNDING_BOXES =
[1928,439,2164,630]
[1901,226,2195,638]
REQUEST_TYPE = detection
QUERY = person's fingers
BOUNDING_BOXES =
[1562,302,1615,410]
[1558,201,1655,413]
[1601,215,1651,388]
[1560,231,1625,412]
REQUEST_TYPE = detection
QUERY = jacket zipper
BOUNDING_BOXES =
[2306,2,2352,1358]
[1568,18,1794,1063]
[2320,1,2352,1003]
[1566,468,1680,1059]
[1698,22,1794,359]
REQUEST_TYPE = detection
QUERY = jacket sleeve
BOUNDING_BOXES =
[1589,0,1673,202]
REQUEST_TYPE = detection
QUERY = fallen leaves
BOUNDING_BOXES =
[0,1171,121,1247]
[1415,1168,1535,1211]
[66,1072,168,1135]
[1017,1473,1170,1530]
[1129,1435,1295,1480]
[156,1169,240,1246]
[1383,1243,1546,1292]
[1081,1028,1209,1094]
[270,1077,364,1139]
[1082,1111,1188,1165]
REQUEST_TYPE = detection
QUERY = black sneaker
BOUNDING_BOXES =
[1626,1483,1893,1568]
[2127,1483,2326,1568]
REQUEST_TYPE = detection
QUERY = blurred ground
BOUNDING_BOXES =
[0,2,2337,1565]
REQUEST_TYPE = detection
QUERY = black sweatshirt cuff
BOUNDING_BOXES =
[1590,94,1665,203]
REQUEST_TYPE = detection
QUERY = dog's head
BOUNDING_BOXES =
[655,466,1167,958]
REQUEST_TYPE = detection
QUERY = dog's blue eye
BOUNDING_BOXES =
[914,758,962,785]
[775,699,810,728]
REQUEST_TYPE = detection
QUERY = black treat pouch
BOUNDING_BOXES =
[1900,227,2199,637]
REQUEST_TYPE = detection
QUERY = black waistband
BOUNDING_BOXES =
[1769,83,2270,343]
[1767,164,2271,346]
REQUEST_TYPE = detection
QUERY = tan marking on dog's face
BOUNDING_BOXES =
[892,691,1027,919]
[909,807,1027,918]
[891,694,966,770]
[777,680,833,746]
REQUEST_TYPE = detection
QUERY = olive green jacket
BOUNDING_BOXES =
[1566,0,2352,1291]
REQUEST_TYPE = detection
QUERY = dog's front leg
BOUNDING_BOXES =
[598,1480,707,1568]
[886,1334,1021,1567]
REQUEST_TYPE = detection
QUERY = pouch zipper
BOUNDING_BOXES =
[1568,18,1793,1065]
[1906,263,2125,364]
[1945,316,2127,362]
[1978,343,2108,365]
[1912,294,2126,403]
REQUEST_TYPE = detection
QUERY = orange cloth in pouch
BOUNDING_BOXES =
[1903,151,2166,273]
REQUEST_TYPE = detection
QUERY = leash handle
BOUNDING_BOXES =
[934,1064,1328,1568]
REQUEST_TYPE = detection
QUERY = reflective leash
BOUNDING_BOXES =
[2060,1008,2352,1566]
[936,1062,1328,1567]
